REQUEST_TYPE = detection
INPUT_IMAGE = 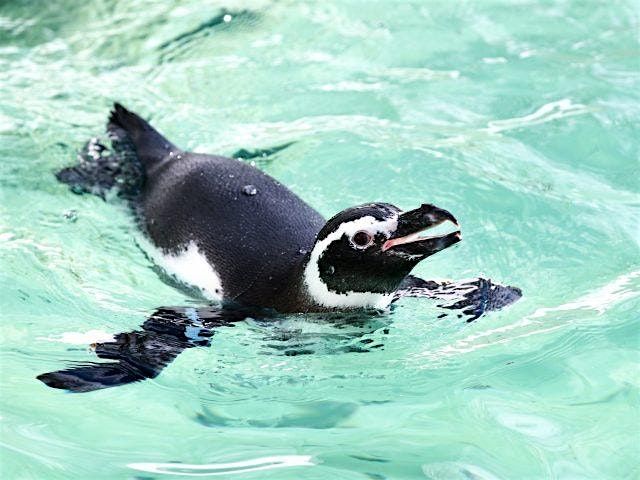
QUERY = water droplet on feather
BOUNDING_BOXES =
[242,185,258,196]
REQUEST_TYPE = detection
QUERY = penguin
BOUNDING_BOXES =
[39,103,522,392]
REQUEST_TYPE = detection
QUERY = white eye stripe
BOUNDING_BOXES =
[333,216,397,238]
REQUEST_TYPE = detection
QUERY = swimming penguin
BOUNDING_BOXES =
[39,103,521,392]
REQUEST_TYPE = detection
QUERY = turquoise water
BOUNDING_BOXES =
[1,0,639,478]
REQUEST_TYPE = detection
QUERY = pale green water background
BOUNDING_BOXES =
[1,1,639,478]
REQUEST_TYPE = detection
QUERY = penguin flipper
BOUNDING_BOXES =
[394,275,522,322]
[37,306,250,392]
[107,102,178,169]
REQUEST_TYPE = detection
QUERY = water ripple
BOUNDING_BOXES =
[486,99,591,134]
[1,1,638,478]
[128,455,314,476]
[415,269,640,361]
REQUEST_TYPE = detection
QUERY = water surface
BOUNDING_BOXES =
[1,1,639,478]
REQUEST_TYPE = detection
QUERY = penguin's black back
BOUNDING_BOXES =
[109,104,325,307]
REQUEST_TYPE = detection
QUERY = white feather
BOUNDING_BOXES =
[137,236,224,301]
[303,215,398,310]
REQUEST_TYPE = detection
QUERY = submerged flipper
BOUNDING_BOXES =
[394,275,522,321]
[37,306,250,392]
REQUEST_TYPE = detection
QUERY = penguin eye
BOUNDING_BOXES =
[351,230,373,249]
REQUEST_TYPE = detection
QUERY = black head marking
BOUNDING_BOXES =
[318,228,417,294]
[307,203,461,307]
[316,203,400,241]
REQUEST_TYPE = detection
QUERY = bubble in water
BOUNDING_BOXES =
[242,185,258,196]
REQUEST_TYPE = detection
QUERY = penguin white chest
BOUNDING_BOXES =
[139,238,224,301]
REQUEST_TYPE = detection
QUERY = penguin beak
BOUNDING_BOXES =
[382,204,461,257]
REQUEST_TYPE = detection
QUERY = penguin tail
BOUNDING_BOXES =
[107,102,177,170]
[56,103,176,199]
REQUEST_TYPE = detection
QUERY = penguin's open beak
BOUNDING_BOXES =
[382,204,461,257]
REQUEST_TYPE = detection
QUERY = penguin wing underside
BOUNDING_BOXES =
[394,275,522,322]
[36,306,388,392]
[37,306,252,392]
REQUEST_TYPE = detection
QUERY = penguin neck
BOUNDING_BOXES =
[265,255,313,313]
[294,250,394,313]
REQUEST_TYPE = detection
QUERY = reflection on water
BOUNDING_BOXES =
[129,455,314,476]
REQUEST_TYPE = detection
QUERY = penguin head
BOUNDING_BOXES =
[304,202,461,310]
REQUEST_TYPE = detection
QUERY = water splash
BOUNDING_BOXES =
[38,330,115,345]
